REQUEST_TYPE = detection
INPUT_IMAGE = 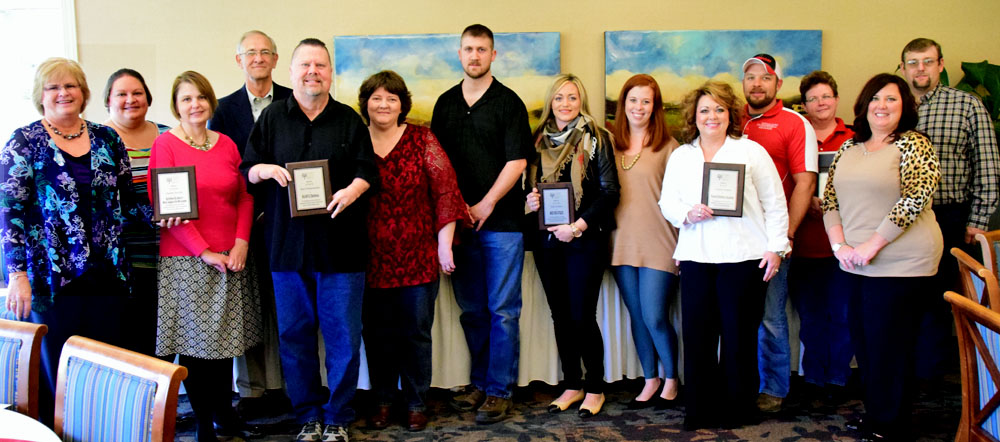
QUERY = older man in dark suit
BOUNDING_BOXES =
[209,29,292,420]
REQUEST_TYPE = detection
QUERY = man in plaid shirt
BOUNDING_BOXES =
[900,37,1000,380]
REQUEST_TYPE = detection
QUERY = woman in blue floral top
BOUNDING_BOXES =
[0,58,152,423]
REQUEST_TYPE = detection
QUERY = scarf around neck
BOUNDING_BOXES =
[530,114,596,210]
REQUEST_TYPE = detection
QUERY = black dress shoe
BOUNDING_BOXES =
[653,396,679,410]
[846,418,864,431]
[624,398,655,410]
[214,421,266,438]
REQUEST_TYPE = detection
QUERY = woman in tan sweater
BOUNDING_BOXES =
[822,73,942,441]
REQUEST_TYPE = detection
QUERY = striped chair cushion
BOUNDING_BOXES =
[0,336,20,407]
[61,356,158,442]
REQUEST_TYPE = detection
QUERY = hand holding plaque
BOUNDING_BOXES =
[150,166,198,221]
[286,160,332,217]
[700,162,745,217]
[537,182,575,229]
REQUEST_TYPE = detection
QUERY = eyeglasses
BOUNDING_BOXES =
[241,49,274,58]
[805,95,835,104]
[904,58,940,68]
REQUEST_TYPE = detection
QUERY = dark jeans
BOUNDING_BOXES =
[176,355,237,442]
[843,271,927,436]
[917,202,968,379]
[790,256,852,386]
[362,281,438,411]
[271,271,365,426]
[30,268,127,426]
[679,260,767,427]
[533,233,608,393]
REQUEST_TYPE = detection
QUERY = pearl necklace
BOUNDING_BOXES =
[621,150,641,170]
[179,127,212,151]
[46,119,85,140]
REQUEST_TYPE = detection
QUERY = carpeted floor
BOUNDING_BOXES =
[175,374,961,441]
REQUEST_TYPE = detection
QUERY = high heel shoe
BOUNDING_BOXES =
[578,393,605,418]
[548,390,585,413]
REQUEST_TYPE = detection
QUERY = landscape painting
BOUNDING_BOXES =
[334,32,561,128]
[605,30,822,131]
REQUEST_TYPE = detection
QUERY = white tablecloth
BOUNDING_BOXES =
[0,409,61,442]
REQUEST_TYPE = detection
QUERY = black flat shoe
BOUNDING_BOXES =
[653,395,679,410]
[624,398,655,410]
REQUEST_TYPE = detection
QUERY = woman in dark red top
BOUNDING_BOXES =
[359,70,468,432]
[792,70,855,407]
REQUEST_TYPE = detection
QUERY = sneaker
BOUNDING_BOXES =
[295,421,323,442]
[321,425,349,442]
[475,395,512,424]
[449,386,486,412]
[756,392,783,413]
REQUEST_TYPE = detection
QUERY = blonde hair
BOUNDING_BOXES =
[533,73,611,150]
[169,71,219,120]
[32,58,90,115]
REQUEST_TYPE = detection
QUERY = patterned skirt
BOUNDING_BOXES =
[155,252,262,359]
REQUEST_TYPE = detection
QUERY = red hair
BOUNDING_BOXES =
[611,74,673,152]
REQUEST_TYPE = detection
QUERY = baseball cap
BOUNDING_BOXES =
[742,53,783,79]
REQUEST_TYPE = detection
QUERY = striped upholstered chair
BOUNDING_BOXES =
[54,335,187,442]
[0,318,47,418]
[946,291,1000,442]
[975,231,1000,278]
[954,247,1000,311]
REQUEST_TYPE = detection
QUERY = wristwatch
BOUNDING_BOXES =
[831,242,848,253]
[570,224,583,238]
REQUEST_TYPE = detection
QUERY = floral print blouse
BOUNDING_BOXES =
[0,120,152,310]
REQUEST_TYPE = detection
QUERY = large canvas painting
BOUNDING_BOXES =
[334,32,560,128]
[605,30,822,130]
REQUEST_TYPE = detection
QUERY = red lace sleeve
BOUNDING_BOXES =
[420,127,471,232]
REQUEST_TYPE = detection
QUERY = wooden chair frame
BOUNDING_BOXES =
[976,231,1000,276]
[954,247,1000,311]
[947,291,1000,442]
[0,318,47,418]
[54,335,187,442]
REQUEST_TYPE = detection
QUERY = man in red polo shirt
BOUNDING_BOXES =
[741,53,818,413]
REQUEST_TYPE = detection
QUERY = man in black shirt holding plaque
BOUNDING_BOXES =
[241,38,376,442]
[431,24,533,424]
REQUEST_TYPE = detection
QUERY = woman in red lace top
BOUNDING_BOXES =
[359,70,469,431]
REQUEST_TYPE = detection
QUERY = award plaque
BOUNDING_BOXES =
[537,182,575,229]
[701,162,745,217]
[286,159,332,217]
[150,166,198,221]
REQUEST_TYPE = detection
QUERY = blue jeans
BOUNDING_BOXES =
[612,265,679,379]
[790,257,852,386]
[758,258,791,398]
[271,271,364,426]
[450,230,524,398]
[362,281,438,411]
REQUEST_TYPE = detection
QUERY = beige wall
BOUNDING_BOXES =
[77,0,1000,125]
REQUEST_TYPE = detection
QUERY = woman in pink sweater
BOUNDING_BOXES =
[149,71,261,442]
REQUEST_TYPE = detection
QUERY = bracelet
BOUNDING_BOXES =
[9,273,26,281]
[570,224,582,238]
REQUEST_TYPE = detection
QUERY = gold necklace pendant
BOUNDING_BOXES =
[621,150,641,170]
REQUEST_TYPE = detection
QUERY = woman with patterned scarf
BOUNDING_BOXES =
[525,74,620,418]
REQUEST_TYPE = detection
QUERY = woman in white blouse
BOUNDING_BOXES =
[658,80,789,430]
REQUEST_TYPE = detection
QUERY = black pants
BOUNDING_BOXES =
[362,281,438,411]
[533,232,607,393]
[843,271,927,438]
[679,260,767,428]
[916,202,968,379]
[30,267,127,427]
[176,355,238,442]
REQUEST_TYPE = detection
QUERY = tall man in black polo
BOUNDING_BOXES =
[208,29,292,418]
[241,38,376,442]
[431,24,532,424]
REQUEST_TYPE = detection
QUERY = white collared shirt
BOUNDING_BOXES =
[659,136,790,263]
[246,84,274,121]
